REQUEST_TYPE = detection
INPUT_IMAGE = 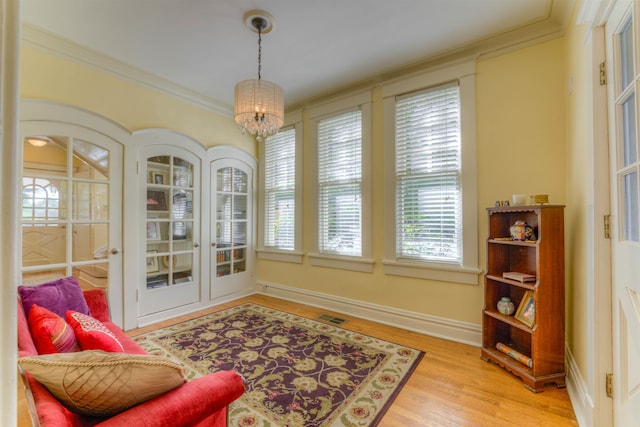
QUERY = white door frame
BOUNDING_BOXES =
[568,2,614,425]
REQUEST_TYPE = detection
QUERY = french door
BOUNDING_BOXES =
[20,122,123,307]
[606,0,640,424]
[210,156,254,299]
[138,145,200,317]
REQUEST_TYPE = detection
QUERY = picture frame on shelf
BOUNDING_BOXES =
[146,251,159,273]
[151,171,165,185]
[515,290,535,328]
[146,222,161,240]
[147,190,167,211]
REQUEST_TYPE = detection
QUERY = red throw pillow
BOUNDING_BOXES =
[66,311,124,353]
[28,304,80,354]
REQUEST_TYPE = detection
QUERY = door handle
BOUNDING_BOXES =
[193,242,200,248]
[110,248,120,255]
[211,242,217,247]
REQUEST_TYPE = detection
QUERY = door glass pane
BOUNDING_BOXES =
[234,195,247,219]
[72,223,109,262]
[622,171,640,242]
[22,224,66,266]
[147,189,169,219]
[173,157,193,188]
[21,268,67,286]
[172,190,192,219]
[620,18,634,90]
[233,169,247,193]
[73,139,109,180]
[217,221,231,247]
[73,182,109,220]
[621,93,638,167]
[233,222,247,245]
[217,167,232,192]
[22,177,67,220]
[23,136,68,177]
[217,194,232,220]
[73,264,109,289]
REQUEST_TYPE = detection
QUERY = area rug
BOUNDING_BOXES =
[133,303,424,427]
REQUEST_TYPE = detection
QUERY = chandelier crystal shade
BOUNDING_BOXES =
[234,11,284,141]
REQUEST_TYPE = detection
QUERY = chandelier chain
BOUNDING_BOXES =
[257,26,262,80]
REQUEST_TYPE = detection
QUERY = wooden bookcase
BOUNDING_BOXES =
[481,205,565,392]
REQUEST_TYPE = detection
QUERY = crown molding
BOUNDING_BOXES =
[21,23,233,118]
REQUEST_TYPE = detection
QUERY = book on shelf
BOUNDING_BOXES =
[502,271,536,283]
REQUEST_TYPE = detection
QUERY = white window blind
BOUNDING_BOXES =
[264,127,296,250]
[318,109,362,256]
[395,82,461,263]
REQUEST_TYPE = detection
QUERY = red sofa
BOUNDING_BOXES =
[18,288,245,426]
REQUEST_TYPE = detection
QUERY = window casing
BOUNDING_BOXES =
[309,91,373,272]
[258,112,303,263]
[382,60,479,284]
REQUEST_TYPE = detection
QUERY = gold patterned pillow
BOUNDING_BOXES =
[18,350,186,417]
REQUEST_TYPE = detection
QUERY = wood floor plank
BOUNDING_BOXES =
[18,294,578,426]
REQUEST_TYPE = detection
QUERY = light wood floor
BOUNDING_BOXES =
[18,294,578,426]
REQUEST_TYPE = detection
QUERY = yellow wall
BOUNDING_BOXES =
[256,38,568,325]
[20,45,256,154]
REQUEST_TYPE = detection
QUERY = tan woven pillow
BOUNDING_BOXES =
[18,350,186,417]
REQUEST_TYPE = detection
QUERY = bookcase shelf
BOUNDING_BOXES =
[481,205,565,392]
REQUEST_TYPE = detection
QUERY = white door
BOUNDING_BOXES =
[210,157,254,299]
[138,146,200,317]
[606,0,640,424]
[20,123,123,306]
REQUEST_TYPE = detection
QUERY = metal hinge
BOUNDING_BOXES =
[606,373,613,398]
[136,161,139,175]
[604,215,611,239]
[600,62,607,85]
[136,289,139,302]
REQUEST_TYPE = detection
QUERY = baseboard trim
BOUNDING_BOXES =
[135,288,255,328]
[565,344,592,427]
[255,281,481,347]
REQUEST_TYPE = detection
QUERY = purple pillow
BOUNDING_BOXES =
[19,276,90,318]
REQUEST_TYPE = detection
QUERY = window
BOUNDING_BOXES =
[263,127,296,250]
[258,112,303,263]
[382,61,479,284]
[309,91,373,272]
[317,109,362,256]
[395,83,461,263]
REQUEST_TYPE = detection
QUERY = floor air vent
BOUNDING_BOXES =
[317,314,346,325]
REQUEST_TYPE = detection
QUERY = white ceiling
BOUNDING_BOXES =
[20,0,573,114]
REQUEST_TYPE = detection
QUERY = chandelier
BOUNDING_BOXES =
[234,10,284,141]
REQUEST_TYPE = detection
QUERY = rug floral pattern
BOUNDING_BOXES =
[134,303,424,427]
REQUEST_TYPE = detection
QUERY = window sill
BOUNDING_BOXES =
[257,249,304,264]
[309,253,374,273]
[382,259,481,285]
